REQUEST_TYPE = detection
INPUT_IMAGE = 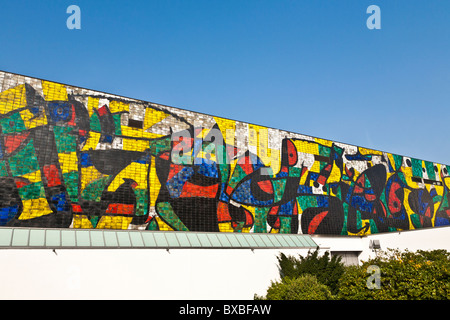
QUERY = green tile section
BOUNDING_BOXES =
[29,229,45,247]
[46,229,61,247]
[103,231,118,247]
[61,230,76,247]
[12,229,29,246]
[76,230,91,247]
[0,228,318,249]
[0,228,13,246]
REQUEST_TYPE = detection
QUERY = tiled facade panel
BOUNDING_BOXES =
[0,70,449,236]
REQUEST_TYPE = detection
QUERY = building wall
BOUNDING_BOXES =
[0,226,449,300]
[0,70,449,236]
[0,247,302,300]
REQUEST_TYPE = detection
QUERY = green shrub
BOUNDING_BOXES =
[257,274,333,300]
[337,249,450,300]
[277,249,345,295]
[337,264,388,299]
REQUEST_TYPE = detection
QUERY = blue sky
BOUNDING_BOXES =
[1,1,450,164]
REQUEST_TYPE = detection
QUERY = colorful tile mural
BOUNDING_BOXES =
[0,70,449,235]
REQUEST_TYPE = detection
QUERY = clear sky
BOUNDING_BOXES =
[1,0,450,164]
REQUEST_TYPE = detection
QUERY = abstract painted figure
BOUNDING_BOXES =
[0,71,449,235]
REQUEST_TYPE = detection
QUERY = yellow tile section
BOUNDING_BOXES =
[0,84,27,114]
[109,100,130,113]
[196,127,211,139]
[248,124,259,147]
[359,147,383,155]
[401,165,413,183]
[122,137,150,152]
[431,164,444,196]
[310,161,321,173]
[403,188,417,229]
[248,124,280,174]
[387,154,399,171]
[149,158,161,208]
[327,162,342,184]
[295,198,304,216]
[300,170,309,186]
[42,81,68,101]
[19,108,47,129]
[315,138,333,147]
[121,126,163,140]
[72,215,94,229]
[227,157,239,186]
[82,132,101,151]
[292,139,320,155]
[155,216,174,231]
[87,96,100,117]
[214,117,236,146]
[96,216,132,229]
[80,166,103,191]
[58,152,78,174]
[21,170,42,184]
[18,198,53,220]
[218,222,234,232]
[144,107,170,130]
[347,224,371,236]
[107,162,149,192]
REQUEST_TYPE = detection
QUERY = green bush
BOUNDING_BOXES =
[257,248,450,300]
[337,249,450,300]
[256,274,333,300]
[277,249,345,295]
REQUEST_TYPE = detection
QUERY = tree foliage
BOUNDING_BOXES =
[337,249,450,300]
[276,249,345,295]
[256,248,450,300]
[256,274,333,300]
